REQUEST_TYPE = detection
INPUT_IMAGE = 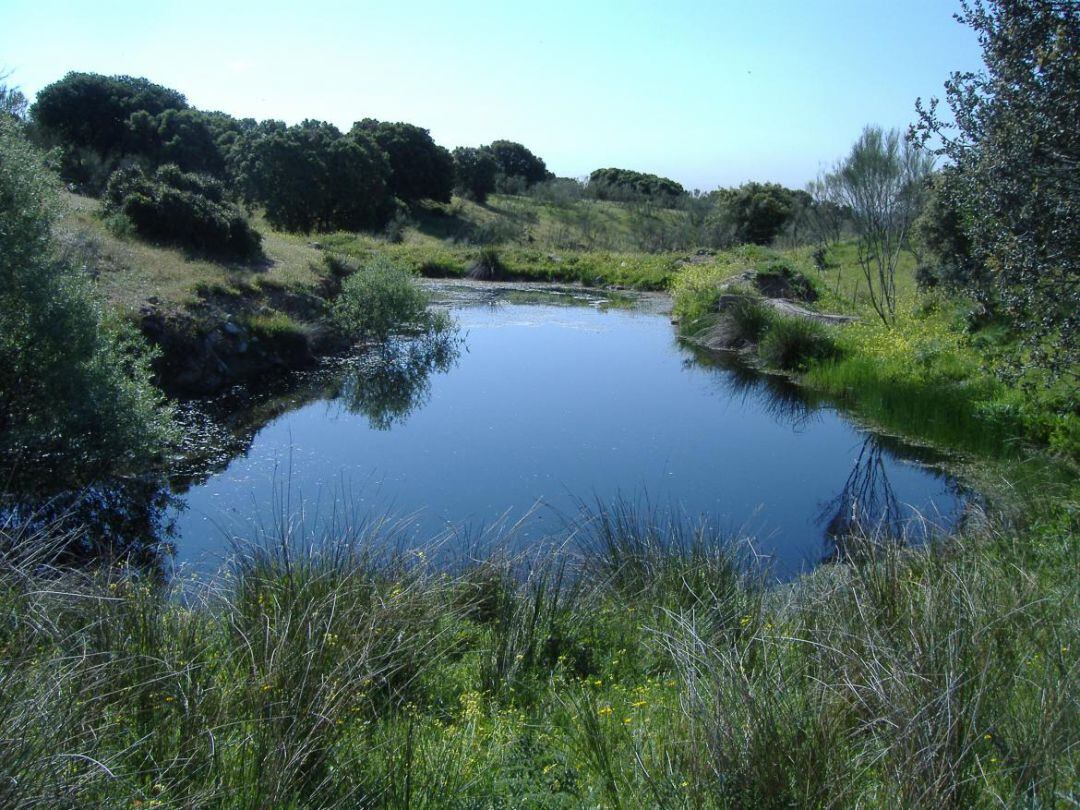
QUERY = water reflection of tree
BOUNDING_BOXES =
[818,436,911,563]
[684,345,819,429]
[0,475,178,577]
[334,328,462,430]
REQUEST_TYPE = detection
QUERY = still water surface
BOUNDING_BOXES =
[172,288,963,579]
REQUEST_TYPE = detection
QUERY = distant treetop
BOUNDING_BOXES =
[587,167,685,203]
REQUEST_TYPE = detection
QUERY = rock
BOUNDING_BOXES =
[222,321,243,336]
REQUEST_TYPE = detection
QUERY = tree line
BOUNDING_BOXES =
[20,71,555,238]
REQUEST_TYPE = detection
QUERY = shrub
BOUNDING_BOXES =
[754,260,818,302]
[243,312,312,363]
[0,121,172,483]
[758,315,839,371]
[331,256,435,341]
[104,164,262,260]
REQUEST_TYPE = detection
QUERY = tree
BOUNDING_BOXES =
[32,72,187,156]
[452,146,498,203]
[234,120,392,233]
[912,0,1079,376]
[587,168,685,204]
[804,173,848,247]
[31,72,193,191]
[713,182,799,246]
[126,108,225,176]
[0,121,171,484]
[486,140,550,187]
[0,72,27,121]
[826,126,934,324]
[352,119,454,203]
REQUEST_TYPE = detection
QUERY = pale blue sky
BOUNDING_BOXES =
[1,0,982,189]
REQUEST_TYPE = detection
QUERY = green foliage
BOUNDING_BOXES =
[451,146,498,203]
[912,169,978,291]
[352,119,454,203]
[0,492,1074,806]
[467,246,507,280]
[31,71,188,156]
[712,181,800,245]
[587,167,686,204]
[0,74,28,121]
[330,256,436,342]
[913,0,1080,377]
[30,71,195,191]
[126,107,225,176]
[104,164,262,260]
[486,140,551,187]
[243,312,312,363]
[0,121,172,482]
[235,121,393,233]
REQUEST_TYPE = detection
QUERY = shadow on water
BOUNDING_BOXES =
[684,344,821,430]
[0,475,179,578]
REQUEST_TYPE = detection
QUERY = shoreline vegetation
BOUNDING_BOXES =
[3,3,1079,802]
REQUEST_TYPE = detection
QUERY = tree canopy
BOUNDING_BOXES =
[587,168,686,204]
[913,0,1079,377]
[452,146,499,203]
[233,120,392,233]
[352,119,454,203]
[712,182,800,246]
[486,140,550,186]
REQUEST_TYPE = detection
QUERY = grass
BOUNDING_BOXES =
[56,191,324,314]
[29,191,1078,806]
[672,241,1079,460]
[0,495,1075,807]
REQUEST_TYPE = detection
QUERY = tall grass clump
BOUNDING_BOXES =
[757,314,839,371]
[466,245,507,280]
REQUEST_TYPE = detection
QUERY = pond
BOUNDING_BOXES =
[167,283,966,580]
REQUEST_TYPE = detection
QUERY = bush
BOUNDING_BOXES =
[331,256,435,341]
[587,168,685,204]
[0,121,172,483]
[104,165,262,260]
[758,315,839,371]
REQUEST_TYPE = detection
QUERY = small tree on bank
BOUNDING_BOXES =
[826,126,934,324]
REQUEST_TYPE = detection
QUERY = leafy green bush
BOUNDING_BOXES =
[0,121,172,483]
[104,164,262,260]
[352,118,454,204]
[331,256,436,341]
[758,315,839,371]
[587,167,685,204]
